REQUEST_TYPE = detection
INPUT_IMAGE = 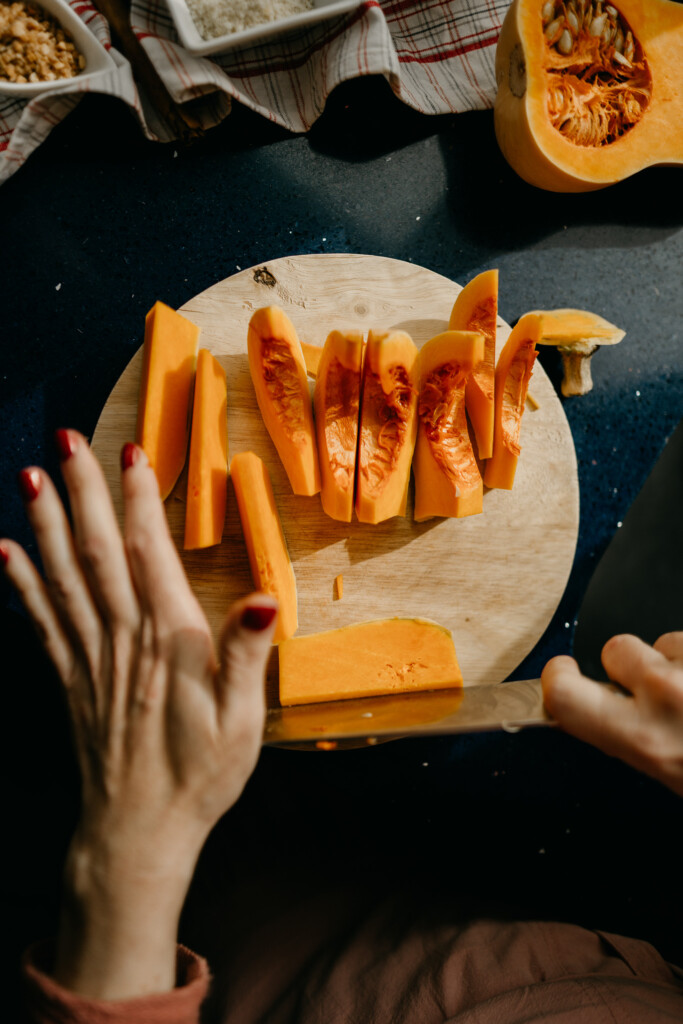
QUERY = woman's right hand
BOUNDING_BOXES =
[542,632,683,797]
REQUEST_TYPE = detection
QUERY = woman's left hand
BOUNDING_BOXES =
[1,430,277,999]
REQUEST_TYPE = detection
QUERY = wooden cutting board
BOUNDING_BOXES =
[91,254,579,702]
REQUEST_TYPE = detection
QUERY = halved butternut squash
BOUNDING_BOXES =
[279,617,462,706]
[230,451,297,644]
[448,270,498,461]
[136,301,199,500]
[355,330,419,524]
[247,306,321,497]
[314,329,364,522]
[484,314,541,490]
[413,331,485,522]
[301,341,323,378]
[184,350,228,550]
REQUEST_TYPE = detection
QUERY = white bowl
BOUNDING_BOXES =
[165,0,363,59]
[0,0,116,98]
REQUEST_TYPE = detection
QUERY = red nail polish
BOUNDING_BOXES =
[0,544,8,568]
[18,468,41,502]
[241,606,277,631]
[55,428,76,461]
[121,442,139,471]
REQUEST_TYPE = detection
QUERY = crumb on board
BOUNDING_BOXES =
[335,573,344,600]
[526,392,540,411]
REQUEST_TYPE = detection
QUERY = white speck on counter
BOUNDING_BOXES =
[55,283,61,291]
[422,762,429,767]
[635,390,641,397]
[539,848,546,854]
[416,215,421,221]
[617,521,623,528]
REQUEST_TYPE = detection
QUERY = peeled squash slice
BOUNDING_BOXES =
[279,617,462,706]
[184,350,228,550]
[484,314,541,490]
[247,306,321,497]
[355,330,419,524]
[136,301,199,500]
[413,331,485,522]
[449,270,498,460]
[314,329,364,523]
[230,451,297,644]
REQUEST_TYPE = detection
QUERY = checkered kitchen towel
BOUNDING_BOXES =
[0,0,510,183]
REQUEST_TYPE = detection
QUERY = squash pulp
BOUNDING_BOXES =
[247,306,321,496]
[413,331,485,522]
[355,330,419,524]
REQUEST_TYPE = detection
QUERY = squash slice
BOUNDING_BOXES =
[247,306,320,496]
[355,330,419,524]
[448,270,498,460]
[314,329,364,523]
[136,301,199,500]
[184,350,228,550]
[484,314,541,490]
[413,331,485,522]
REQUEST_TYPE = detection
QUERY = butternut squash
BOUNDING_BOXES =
[279,617,462,706]
[314,329,364,523]
[136,301,199,500]
[413,331,485,522]
[484,314,541,490]
[448,270,498,460]
[230,451,297,644]
[494,0,683,192]
[247,306,321,496]
[184,350,228,550]
[301,341,323,378]
[355,330,419,524]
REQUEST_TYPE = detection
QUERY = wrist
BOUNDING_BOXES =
[53,833,202,1000]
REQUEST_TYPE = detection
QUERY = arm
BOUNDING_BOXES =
[2,431,278,1005]
[542,632,683,797]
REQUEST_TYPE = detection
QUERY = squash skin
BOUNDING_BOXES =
[413,331,485,522]
[484,313,541,490]
[184,349,228,550]
[230,451,297,644]
[247,306,321,497]
[279,617,462,706]
[314,329,364,523]
[136,301,199,500]
[355,330,419,524]
[448,270,498,460]
[494,0,683,192]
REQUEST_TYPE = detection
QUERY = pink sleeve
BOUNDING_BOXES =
[22,941,210,1024]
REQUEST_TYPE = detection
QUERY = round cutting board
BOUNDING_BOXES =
[92,254,579,700]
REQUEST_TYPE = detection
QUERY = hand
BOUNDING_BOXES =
[542,632,683,797]
[0,431,277,998]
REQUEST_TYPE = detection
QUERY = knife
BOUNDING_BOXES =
[264,417,683,748]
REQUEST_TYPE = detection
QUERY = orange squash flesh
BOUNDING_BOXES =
[484,314,541,490]
[494,0,683,192]
[301,341,323,378]
[230,451,297,644]
[247,306,321,497]
[136,301,199,500]
[413,331,485,522]
[355,330,419,524]
[279,617,462,706]
[184,350,228,550]
[314,329,364,523]
[448,270,498,461]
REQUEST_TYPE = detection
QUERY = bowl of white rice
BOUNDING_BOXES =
[165,0,364,58]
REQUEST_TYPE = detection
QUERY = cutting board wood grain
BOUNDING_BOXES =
[92,255,579,702]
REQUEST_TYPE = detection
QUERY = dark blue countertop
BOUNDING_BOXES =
[3,79,682,981]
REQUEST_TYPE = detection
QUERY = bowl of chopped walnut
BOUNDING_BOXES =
[0,0,115,96]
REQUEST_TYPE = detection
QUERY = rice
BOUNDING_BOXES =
[185,0,316,42]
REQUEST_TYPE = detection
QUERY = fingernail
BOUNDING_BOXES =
[55,428,77,461]
[0,543,8,568]
[18,468,41,502]
[241,605,277,631]
[121,442,140,471]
